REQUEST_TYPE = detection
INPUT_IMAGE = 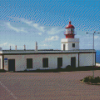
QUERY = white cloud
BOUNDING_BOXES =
[45,36,59,42]
[18,18,45,33]
[40,44,51,47]
[9,17,65,35]
[40,26,45,32]
[32,23,45,32]
[0,42,15,47]
[47,28,64,35]
[0,42,26,50]
[38,32,42,35]
[94,36,99,39]
[20,18,33,25]
[6,22,27,33]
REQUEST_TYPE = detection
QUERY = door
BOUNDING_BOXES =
[71,57,76,68]
[57,58,62,68]
[8,59,15,71]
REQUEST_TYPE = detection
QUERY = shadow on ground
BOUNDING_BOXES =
[18,66,100,73]
[0,66,100,73]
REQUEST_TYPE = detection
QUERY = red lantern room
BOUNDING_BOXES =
[65,21,75,38]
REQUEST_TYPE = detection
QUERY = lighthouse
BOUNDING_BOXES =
[61,21,79,50]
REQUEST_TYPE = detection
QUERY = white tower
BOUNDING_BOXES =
[61,21,79,50]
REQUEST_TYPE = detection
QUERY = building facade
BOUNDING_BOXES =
[0,21,96,71]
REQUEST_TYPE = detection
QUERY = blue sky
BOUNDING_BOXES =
[0,0,100,50]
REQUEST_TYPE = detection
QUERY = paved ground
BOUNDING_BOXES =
[0,70,100,100]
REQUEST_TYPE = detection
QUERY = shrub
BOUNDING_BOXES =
[82,76,100,83]
[66,65,72,69]
[0,69,6,72]
[94,76,100,83]
[83,76,89,82]
[88,76,93,82]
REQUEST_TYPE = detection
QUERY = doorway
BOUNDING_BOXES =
[8,59,15,71]
[71,57,76,68]
[57,58,62,69]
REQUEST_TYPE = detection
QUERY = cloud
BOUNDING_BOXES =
[18,18,45,33]
[20,18,33,25]
[6,22,27,33]
[32,23,44,32]
[45,36,59,42]
[40,44,52,47]
[9,17,64,35]
[0,42,15,47]
[38,32,42,35]
[47,28,64,35]
[0,42,26,49]
[94,36,99,39]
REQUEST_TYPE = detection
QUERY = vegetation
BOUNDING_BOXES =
[0,69,6,72]
[81,76,100,84]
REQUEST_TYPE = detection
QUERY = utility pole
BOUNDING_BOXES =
[86,31,100,79]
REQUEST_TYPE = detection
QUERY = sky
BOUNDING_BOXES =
[0,0,100,50]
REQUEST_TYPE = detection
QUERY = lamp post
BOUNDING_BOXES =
[86,31,100,79]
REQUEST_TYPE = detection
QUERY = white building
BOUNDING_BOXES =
[0,21,96,71]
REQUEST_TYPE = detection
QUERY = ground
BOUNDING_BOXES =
[0,70,100,100]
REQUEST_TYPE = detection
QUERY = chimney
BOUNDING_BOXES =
[10,46,11,50]
[15,45,17,50]
[24,45,26,50]
[35,42,38,51]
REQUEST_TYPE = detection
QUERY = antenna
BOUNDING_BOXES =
[69,18,71,22]
[10,45,11,50]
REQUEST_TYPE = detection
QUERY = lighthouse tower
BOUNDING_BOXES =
[61,21,79,50]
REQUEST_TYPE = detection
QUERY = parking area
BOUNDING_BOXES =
[0,70,100,100]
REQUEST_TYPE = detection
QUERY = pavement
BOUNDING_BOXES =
[0,70,100,100]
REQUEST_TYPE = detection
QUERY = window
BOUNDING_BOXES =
[63,44,65,51]
[72,43,75,47]
[43,58,48,68]
[71,29,74,34]
[27,59,33,68]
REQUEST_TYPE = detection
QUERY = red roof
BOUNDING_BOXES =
[65,21,75,29]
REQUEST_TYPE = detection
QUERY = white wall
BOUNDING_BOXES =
[61,38,79,50]
[0,56,2,69]
[3,52,95,71]
[79,53,95,67]
[67,42,79,50]
[4,53,79,71]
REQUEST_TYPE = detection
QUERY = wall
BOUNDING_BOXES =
[0,56,2,69]
[67,42,79,50]
[4,53,79,71]
[61,38,79,50]
[79,53,95,67]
